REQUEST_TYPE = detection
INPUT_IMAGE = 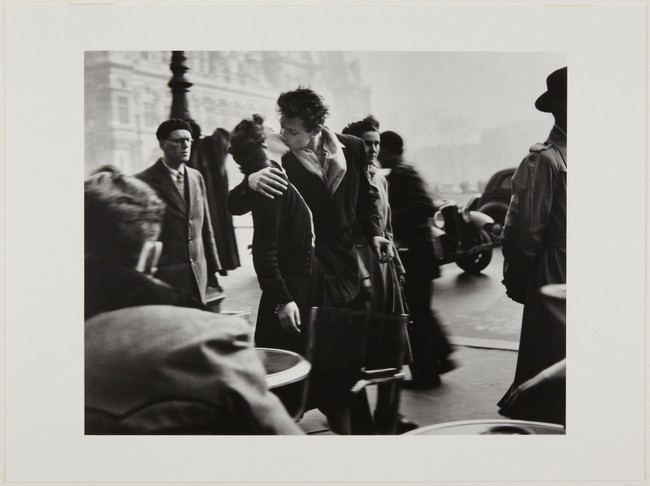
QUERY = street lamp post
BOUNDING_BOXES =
[168,51,194,122]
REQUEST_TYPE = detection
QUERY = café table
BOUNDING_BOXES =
[257,347,311,421]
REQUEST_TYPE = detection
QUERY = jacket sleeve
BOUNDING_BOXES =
[501,149,558,301]
[381,179,406,276]
[354,141,382,240]
[388,165,436,223]
[227,176,254,216]
[200,174,223,275]
[251,196,294,306]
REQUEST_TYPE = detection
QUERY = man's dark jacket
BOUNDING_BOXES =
[228,133,381,305]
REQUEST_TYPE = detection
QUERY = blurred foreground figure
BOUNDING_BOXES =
[84,168,301,434]
[500,285,566,425]
[498,67,567,421]
[85,167,206,318]
[379,131,455,388]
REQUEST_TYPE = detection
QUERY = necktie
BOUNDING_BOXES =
[175,171,184,196]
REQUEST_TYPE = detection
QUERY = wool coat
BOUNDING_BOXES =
[249,163,315,355]
[187,130,241,271]
[229,133,382,306]
[136,159,221,303]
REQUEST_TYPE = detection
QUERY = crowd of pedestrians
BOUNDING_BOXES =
[84,67,567,434]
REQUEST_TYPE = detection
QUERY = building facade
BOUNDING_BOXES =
[85,51,371,176]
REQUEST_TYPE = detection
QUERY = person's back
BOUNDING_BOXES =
[85,305,303,435]
[499,67,567,411]
[84,167,301,435]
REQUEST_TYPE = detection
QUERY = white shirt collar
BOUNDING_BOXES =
[161,159,185,177]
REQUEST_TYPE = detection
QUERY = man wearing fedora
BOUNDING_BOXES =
[498,67,567,423]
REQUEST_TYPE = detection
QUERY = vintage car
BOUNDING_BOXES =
[430,199,501,274]
[470,167,516,232]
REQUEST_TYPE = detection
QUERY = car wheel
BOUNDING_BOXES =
[456,230,493,274]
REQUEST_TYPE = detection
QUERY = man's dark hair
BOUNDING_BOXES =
[85,166,165,267]
[379,130,404,156]
[156,118,193,141]
[342,115,380,138]
[276,87,329,132]
[229,114,268,175]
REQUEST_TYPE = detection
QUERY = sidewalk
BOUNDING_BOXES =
[219,226,520,434]
[297,344,518,434]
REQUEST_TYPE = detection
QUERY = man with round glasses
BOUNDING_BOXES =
[136,118,222,304]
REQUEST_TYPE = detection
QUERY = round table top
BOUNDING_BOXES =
[541,283,566,301]
[404,419,565,435]
[256,347,311,390]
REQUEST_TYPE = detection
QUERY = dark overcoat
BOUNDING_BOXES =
[249,164,314,355]
[188,130,241,271]
[228,133,382,306]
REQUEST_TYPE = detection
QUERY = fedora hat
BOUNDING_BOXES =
[535,67,567,113]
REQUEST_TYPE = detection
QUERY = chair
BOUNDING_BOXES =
[308,306,408,434]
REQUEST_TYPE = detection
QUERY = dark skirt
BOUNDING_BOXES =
[253,274,314,357]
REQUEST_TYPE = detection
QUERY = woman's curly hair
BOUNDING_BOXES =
[85,166,165,267]
[342,115,380,138]
[276,87,329,132]
[229,114,269,175]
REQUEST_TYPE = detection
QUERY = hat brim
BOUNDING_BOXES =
[535,92,554,113]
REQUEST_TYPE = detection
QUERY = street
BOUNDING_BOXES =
[222,225,523,349]
[436,250,523,348]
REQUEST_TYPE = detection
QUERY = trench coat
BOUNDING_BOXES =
[500,125,567,399]
[353,170,406,314]
[137,159,222,303]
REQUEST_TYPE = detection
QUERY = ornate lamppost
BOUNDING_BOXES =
[168,51,194,122]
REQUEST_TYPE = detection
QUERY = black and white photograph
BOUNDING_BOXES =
[4,2,647,484]
[83,50,567,437]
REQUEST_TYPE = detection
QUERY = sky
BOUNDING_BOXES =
[354,51,566,152]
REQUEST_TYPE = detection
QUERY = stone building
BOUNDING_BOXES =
[84,51,371,176]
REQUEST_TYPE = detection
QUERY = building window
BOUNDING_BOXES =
[117,96,130,124]
[144,102,156,127]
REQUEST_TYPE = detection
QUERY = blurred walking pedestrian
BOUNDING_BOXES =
[498,67,567,421]
[379,130,456,389]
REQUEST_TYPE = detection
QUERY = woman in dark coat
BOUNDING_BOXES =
[229,115,315,356]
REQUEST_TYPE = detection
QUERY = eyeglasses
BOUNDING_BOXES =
[167,137,193,145]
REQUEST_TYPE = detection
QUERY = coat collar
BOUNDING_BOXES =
[153,158,187,213]
[547,125,567,165]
